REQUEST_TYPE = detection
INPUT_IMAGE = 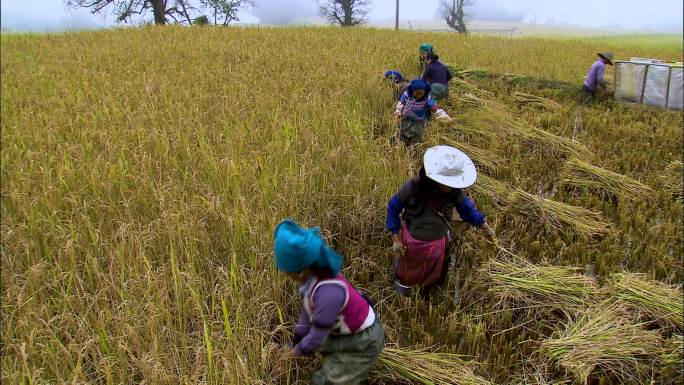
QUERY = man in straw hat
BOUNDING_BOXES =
[385,146,497,298]
[581,51,613,104]
[272,219,384,384]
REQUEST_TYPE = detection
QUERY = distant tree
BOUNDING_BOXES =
[317,0,372,27]
[200,0,254,25]
[194,15,210,25]
[437,0,474,34]
[65,0,252,26]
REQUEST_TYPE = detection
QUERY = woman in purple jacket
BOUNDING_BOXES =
[273,219,384,384]
[386,146,496,297]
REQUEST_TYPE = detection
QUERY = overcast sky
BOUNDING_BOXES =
[2,0,682,32]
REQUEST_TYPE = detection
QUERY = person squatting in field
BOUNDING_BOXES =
[419,43,435,71]
[273,219,384,385]
[384,70,409,99]
[421,52,453,101]
[581,51,613,104]
[393,79,451,145]
[385,146,497,297]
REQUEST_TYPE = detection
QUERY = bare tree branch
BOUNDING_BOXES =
[438,0,474,34]
[318,0,371,27]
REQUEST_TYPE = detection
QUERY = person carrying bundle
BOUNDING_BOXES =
[393,79,451,146]
[421,52,453,100]
[384,70,409,99]
[385,146,497,297]
[581,51,613,104]
[419,43,434,70]
[272,219,385,385]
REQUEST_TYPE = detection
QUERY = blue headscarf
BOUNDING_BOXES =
[407,79,431,100]
[273,219,343,275]
[384,70,403,82]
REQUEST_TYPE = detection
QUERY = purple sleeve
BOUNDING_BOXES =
[293,284,346,356]
[386,194,405,234]
[292,303,311,345]
[427,97,438,110]
[456,196,485,227]
[399,92,408,104]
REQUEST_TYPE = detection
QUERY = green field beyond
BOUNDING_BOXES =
[2,26,683,384]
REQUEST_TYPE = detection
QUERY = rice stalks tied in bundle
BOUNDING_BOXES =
[659,335,683,384]
[512,363,572,385]
[376,346,494,385]
[521,127,594,159]
[562,158,654,201]
[440,136,500,172]
[483,257,598,312]
[459,93,490,110]
[661,160,683,201]
[509,189,610,238]
[513,91,562,111]
[538,304,662,384]
[607,273,683,331]
[452,78,494,99]
[471,174,511,207]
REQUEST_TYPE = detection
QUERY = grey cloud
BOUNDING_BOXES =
[251,0,318,25]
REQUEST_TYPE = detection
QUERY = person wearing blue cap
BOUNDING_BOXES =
[393,79,451,145]
[384,70,409,99]
[272,219,384,384]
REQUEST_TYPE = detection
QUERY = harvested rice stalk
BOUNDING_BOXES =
[522,127,593,159]
[562,158,654,200]
[472,174,511,207]
[660,335,683,384]
[509,189,610,238]
[608,273,683,331]
[484,257,598,311]
[459,93,490,110]
[512,363,571,385]
[452,78,494,99]
[377,346,494,385]
[513,91,562,111]
[440,136,500,172]
[539,304,662,384]
[662,161,683,201]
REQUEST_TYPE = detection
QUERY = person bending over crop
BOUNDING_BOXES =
[385,146,496,297]
[419,43,434,71]
[393,79,451,146]
[384,70,409,99]
[581,51,613,104]
[273,219,384,384]
[422,53,452,100]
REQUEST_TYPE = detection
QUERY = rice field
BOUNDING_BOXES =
[2,26,682,384]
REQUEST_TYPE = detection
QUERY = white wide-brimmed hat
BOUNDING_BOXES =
[423,145,477,189]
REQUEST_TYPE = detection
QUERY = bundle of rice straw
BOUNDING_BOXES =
[483,257,598,312]
[452,78,494,99]
[512,363,571,385]
[459,93,490,110]
[440,136,500,172]
[513,91,562,111]
[661,160,683,201]
[377,346,494,385]
[521,127,593,159]
[471,174,511,207]
[608,273,683,331]
[659,335,683,384]
[562,158,654,200]
[539,304,662,384]
[509,189,610,238]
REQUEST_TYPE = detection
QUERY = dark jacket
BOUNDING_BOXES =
[422,60,452,85]
[386,177,485,241]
